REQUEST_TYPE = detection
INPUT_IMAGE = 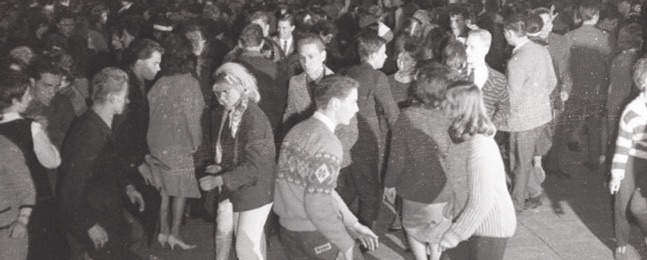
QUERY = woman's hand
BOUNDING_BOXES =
[200,175,224,191]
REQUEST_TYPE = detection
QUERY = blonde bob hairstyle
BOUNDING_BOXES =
[212,62,261,103]
[446,80,496,143]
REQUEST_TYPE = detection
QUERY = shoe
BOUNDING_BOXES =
[157,233,168,248]
[167,235,196,250]
[524,195,543,210]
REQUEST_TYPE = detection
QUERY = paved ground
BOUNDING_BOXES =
[149,135,647,260]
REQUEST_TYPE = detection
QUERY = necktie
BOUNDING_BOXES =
[283,40,288,53]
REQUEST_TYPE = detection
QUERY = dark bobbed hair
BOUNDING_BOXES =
[160,33,196,76]
[412,62,459,109]
[446,81,496,143]
[315,75,359,110]
[0,71,30,113]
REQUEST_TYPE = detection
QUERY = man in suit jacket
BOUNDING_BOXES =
[273,14,296,59]
[504,14,557,213]
[339,32,399,230]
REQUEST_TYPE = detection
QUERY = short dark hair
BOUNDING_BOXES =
[448,4,470,19]
[524,13,544,35]
[278,13,294,26]
[161,34,195,76]
[123,38,165,69]
[297,33,325,52]
[27,57,63,80]
[357,32,386,61]
[578,0,602,21]
[91,67,129,105]
[617,23,643,51]
[412,62,459,109]
[240,24,264,48]
[315,75,359,110]
[503,13,527,37]
[0,71,30,113]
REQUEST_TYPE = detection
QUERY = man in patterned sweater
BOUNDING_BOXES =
[609,58,647,259]
[274,75,379,259]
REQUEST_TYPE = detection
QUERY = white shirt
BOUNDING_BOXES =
[280,37,293,54]
[313,111,336,133]
[0,112,61,169]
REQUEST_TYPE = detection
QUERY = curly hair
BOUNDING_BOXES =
[160,34,195,76]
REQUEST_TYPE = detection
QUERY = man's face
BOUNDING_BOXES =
[465,35,486,65]
[450,15,468,35]
[371,45,387,69]
[57,18,75,38]
[299,43,326,78]
[334,88,359,125]
[186,30,206,56]
[32,72,63,106]
[111,86,129,114]
[277,21,294,40]
[138,51,162,81]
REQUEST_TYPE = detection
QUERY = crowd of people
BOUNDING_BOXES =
[0,0,646,259]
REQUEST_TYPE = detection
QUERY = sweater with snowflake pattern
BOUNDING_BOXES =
[273,115,359,251]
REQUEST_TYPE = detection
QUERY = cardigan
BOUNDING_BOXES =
[273,116,359,251]
[212,102,276,212]
[0,135,35,229]
[384,106,454,204]
[282,69,358,167]
[506,40,556,132]
[443,134,517,245]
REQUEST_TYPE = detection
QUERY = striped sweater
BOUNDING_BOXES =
[443,134,517,245]
[481,67,510,131]
[611,94,647,180]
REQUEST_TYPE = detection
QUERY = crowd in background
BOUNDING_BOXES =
[0,0,646,259]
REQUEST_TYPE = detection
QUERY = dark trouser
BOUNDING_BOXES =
[279,226,364,260]
[336,164,382,229]
[510,124,552,211]
[614,157,647,247]
[562,98,604,164]
[28,197,69,260]
[441,240,470,260]
[468,236,509,260]
[68,211,151,260]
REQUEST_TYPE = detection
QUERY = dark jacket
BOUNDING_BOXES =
[58,111,129,237]
[211,102,276,212]
[112,70,149,172]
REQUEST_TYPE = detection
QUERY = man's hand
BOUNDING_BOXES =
[137,162,154,186]
[199,175,224,191]
[349,223,379,251]
[205,164,222,174]
[609,177,622,195]
[383,187,396,204]
[9,218,28,239]
[126,185,145,212]
[336,247,353,260]
[88,224,109,249]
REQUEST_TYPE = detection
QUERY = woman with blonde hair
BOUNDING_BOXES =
[199,62,275,260]
[439,81,516,260]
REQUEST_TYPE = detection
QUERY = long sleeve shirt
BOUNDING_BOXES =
[611,94,647,180]
[273,115,359,251]
[443,134,516,245]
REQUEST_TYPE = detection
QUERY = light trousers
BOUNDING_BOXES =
[215,199,272,260]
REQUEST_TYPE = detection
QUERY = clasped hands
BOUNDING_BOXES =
[199,164,224,191]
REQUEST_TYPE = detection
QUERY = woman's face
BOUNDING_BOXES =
[214,83,242,109]
[397,51,415,73]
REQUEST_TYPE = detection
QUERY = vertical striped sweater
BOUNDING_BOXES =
[442,134,517,245]
[611,94,647,180]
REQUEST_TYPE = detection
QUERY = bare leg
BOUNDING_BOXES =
[159,191,170,237]
[407,235,428,260]
[170,197,187,237]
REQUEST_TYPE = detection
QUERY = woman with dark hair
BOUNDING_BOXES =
[388,36,418,109]
[439,81,516,260]
[384,64,458,260]
[147,33,204,250]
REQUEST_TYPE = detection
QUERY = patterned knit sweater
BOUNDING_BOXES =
[443,134,516,244]
[611,94,647,180]
[273,115,359,251]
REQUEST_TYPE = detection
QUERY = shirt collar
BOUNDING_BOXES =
[513,38,530,53]
[313,111,336,133]
[0,112,23,123]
